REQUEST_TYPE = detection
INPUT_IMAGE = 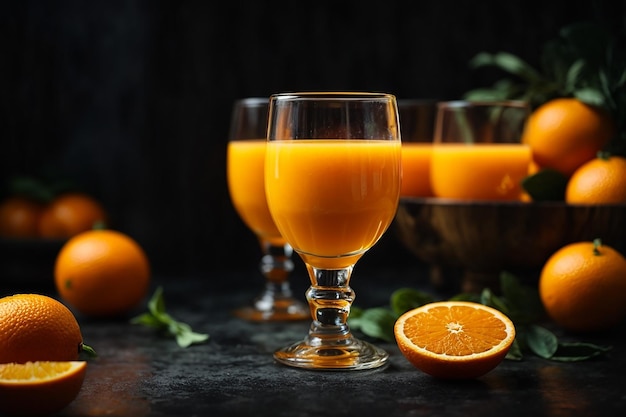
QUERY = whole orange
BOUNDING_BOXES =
[39,192,107,239]
[565,154,626,204]
[55,229,151,317]
[0,294,84,364]
[0,196,43,238]
[521,98,615,177]
[539,240,626,333]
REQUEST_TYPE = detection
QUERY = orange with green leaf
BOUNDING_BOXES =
[465,22,626,202]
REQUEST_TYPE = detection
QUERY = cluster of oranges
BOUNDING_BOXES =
[0,188,152,413]
[0,192,107,240]
[0,188,151,319]
[522,97,626,204]
[521,98,626,331]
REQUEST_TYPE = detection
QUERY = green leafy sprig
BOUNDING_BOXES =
[349,272,611,362]
[131,286,209,348]
[465,22,625,114]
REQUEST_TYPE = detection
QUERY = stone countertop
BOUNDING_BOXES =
[4,266,625,417]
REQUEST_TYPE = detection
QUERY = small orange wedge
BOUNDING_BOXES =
[0,361,87,416]
[394,301,515,379]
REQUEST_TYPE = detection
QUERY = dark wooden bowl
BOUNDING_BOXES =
[394,197,626,293]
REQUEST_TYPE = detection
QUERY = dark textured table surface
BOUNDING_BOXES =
[3,265,625,417]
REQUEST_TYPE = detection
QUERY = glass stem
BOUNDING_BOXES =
[304,265,355,344]
[254,241,295,309]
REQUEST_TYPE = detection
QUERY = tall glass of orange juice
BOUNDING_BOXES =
[398,99,437,197]
[265,92,401,370]
[226,97,308,322]
[430,100,531,200]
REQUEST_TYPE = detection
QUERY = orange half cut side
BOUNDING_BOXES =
[0,361,87,416]
[394,301,516,379]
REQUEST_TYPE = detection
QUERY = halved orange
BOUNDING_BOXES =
[394,301,516,379]
[0,361,87,416]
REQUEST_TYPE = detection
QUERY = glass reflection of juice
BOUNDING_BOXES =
[265,140,401,266]
[430,143,531,200]
[400,143,433,197]
[227,140,284,246]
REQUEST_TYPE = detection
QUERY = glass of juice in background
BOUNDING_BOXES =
[226,97,309,321]
[265,92,402,370]
[430,100,531,201]
[398,99,437,198]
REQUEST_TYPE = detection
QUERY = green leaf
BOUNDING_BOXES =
[469,52,542,83]
[130,312,163,328]
[564,59,586,93]
[550,342,612,362]
[480,288,510,316]
[463,88,511,102]
[357,308,397,342]
[499,272,544,325]
[492,52,544,83]
[176,330,210,349]
[505,339,524,361]
[131,286,210,348]
[521,169,568,201]
[525,325,558,359]
[390,288,434,316]
[7,176,54,203]
[80,343,98,359]
[448,292,481,303]
[350,306,364,319]
[573,88,607,107]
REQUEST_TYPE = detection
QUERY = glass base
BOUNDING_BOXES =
[234,297,309,322]
[273,336,389,370]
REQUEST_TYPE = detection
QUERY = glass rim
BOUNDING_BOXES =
[234,97,269,107]
[270,91,396,102]
[437,100,529,109]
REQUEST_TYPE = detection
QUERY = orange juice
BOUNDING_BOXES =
[400,143,433,197]
[430,143,531,200]
[227,140,284,245]
[265,140,401,267]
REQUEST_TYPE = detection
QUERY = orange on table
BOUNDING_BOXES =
[0,361,86,416]
[55,229,151,317]
[39,192,107,239]
[0,196,43,238]
[0,294,84,364]
[565,154,626,204]
[539,239,626,333]
[521,98,615,177]
[394,301,516,379]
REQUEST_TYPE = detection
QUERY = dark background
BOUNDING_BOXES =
[1,0,624,280]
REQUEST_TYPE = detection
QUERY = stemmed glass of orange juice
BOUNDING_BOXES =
[398,99,437,197]
[265,92,402,370]
[430,101,531,200]
[226,97,309,322]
